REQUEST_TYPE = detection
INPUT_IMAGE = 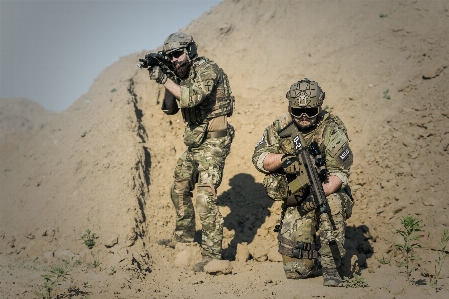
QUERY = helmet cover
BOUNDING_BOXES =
[163,32,194,54]
[286,78,325,108]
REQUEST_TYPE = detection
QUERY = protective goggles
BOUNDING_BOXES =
[290,107,320,118]
[167,49,184,60]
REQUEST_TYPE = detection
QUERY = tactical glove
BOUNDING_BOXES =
[298,194,317,216]
[149,66,168,84]
[281,154,301,174]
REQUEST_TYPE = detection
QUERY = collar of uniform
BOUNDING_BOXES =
[184,57,207,80]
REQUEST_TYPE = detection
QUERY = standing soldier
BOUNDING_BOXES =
[146,32,235,272]
[252,79,354,286]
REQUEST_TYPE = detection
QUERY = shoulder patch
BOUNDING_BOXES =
[336,145,353,168]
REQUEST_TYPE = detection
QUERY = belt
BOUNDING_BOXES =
[206,129,227,139]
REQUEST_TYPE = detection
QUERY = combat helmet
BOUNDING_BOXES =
[163,32,198,60]
[286,78,325,109]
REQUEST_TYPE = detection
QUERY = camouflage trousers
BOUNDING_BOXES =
[279,190,353,279]
[170,127,233,259]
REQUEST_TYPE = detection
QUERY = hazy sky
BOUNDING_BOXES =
[0,0,222,112]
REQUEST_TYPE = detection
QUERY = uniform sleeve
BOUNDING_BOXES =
[178,64,217,108]
[252,122,281,174]
[322,123,353,187]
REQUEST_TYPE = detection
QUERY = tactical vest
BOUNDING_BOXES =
[262,111,349,201]
[180,57,235,125]
[278,111,348,155]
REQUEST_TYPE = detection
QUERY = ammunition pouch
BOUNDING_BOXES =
[278,234,319,259]
[183,123,208,147]
[181,106,205,125]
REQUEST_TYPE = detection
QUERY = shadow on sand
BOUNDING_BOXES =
[217,173,274,260]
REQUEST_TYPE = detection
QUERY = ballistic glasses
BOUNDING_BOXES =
[290,107,320,118]
[167,50,184,60]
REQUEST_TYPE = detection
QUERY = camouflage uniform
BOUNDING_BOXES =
[252,111,353,278]
[166,56,235,260]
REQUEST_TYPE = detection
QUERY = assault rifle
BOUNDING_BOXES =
[279,124,330,214]
[137,51,177,81]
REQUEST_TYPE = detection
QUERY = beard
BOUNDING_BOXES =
[174,58,191,79]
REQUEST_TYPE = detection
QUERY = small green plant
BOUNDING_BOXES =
[35,265,69,299]
[341,274,369,288]
[430,229,449,291]
[395,215,422,284]
[87,260,100,269]
[72,259,82,267]
[379,13,388,18]
[110,266,116,275]
[81,229,96,249]
[383,89,390,99]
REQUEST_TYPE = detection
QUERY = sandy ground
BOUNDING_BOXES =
[1,0,449,298]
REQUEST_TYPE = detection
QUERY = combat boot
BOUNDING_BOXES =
[192,256,213,272]
[322,268,342,287]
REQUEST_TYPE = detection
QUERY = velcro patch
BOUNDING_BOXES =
[339,147,351,162]
[337,146,353,168]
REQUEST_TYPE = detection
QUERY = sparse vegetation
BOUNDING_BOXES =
[81,229,96,249]
[430,229,449,291]
[87,260,101,269]
[341,274,369,288]
[34,265,69,299]
[72,259,82,267]
[395,215,422,284]
[383,89,390,99]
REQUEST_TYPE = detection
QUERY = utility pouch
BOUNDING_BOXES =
[263,173,289,201]
[183,123,208,147]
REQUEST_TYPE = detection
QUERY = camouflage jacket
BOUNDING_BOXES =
[176,56,234,125]
[252,111,353,190]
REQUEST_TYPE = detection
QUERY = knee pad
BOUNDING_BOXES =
[196,184,216,215]
[282,255,318,279]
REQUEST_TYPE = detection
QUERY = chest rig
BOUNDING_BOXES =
[180,58,235,125]
[278,112,330,156]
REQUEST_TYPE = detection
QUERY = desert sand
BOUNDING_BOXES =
[1,0,449,298]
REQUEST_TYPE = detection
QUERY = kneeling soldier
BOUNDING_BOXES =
[252,79,354,286]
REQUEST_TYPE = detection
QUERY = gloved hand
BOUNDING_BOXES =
[149,66,168,84]
[281,154,301,174]
[298,194,317,215]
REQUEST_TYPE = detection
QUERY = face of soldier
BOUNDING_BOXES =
[169,49,191,79]
[290,106,321,129]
